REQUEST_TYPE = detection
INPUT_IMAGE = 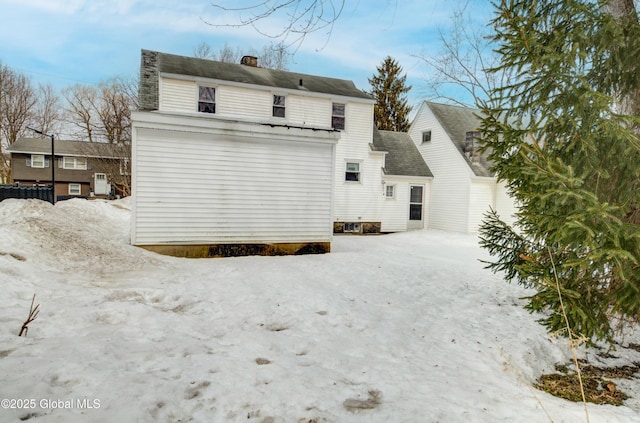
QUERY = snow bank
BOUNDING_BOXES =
[0,198,638,422]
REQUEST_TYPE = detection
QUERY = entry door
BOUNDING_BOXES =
[408,185,424,230]
[94,173,108,195]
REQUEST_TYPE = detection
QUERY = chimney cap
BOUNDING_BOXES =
[240,55,258,67]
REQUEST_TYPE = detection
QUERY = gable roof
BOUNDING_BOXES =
[7,138,125,158]
[372,128,433,177]
[425,101,494,178]
[139,50,373,111]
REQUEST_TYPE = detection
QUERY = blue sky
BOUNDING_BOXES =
[0,0,493,109]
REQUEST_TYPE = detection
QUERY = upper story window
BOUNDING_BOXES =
[29,154,46,168]
[273,95,286,118]
[198,86,216,114]
[345,161,361,182]
[422,130,432,143]
[332,103,345,130]
[62,156,87,170]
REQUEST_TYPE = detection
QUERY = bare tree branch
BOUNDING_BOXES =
[415,3,505,107]
[206,0,346,49]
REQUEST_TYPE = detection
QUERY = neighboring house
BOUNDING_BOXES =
[7,138,127,201]
[132,50,431,257]
[408,101,517,233]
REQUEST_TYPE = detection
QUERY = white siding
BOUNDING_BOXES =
[131,113,337,245]
[160,78,196,113]
[409,103,472,232]
[468,179,496,232]
[217,85,272,120]
[287,96,332,128]
[333,102,383,223]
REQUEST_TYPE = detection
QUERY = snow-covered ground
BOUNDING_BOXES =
[0,198,638,423]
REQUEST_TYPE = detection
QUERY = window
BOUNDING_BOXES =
[120,158,130,175]
[30,155,45,168]
[343,222,361,233]
[385,184,395,198]
[198,86,216,114]
[345,162,360,182]
[422,130,432,143]
[332,103,345,130]
[69,183,81,196]
[62,156,87,170]
[273,95,286,117]
[409,185,424,221]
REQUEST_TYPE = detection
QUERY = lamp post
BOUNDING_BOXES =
[27,128,55,204]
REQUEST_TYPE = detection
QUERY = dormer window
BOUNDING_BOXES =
[198,86,216,114]
[422,130,432,143]
[332,103,345,130]
[273,95,286,118]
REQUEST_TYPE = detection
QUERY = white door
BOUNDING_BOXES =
[94,173,108,195]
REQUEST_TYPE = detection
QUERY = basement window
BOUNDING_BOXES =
[273,95,286,118]
[198,86,216,114]
[343,222,361,233]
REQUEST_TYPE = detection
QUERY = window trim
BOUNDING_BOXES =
[62,156,88,170]
[198,85,216,114]
[345,160,362,183]
[30,154,45,168]
[409,185,424,221]
[332,102,345,130]
[272,94,286,118]
[422,130,432,143]
[68,183,82,196]
[385,184,395,198]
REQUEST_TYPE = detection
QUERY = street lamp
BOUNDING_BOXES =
[27,128,55,204]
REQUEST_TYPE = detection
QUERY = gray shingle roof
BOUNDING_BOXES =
[372,128,433,177]
[7,138,124,158]
[139,50,372,111]
[426,101,494,177]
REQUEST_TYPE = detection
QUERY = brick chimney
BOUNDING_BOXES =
[240,56,258,67]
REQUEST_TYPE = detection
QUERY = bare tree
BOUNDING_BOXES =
[63,76,136,196]
[416,4,505,107]
[63,76,136,144]
[63,84,99,142]
[31,83,61,137]
[207,0,346,47]
[0,63,38,182]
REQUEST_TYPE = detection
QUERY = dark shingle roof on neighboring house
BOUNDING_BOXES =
[7,138,124,158]
[426,101,494,177]
[371,128,433,177]
[139,50,373,111]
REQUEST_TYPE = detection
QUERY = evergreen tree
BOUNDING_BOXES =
[478,0,640,344]
[368,56,412,132]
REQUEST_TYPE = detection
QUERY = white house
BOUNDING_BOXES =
[131,50,431,257]
[408,101,517,233]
